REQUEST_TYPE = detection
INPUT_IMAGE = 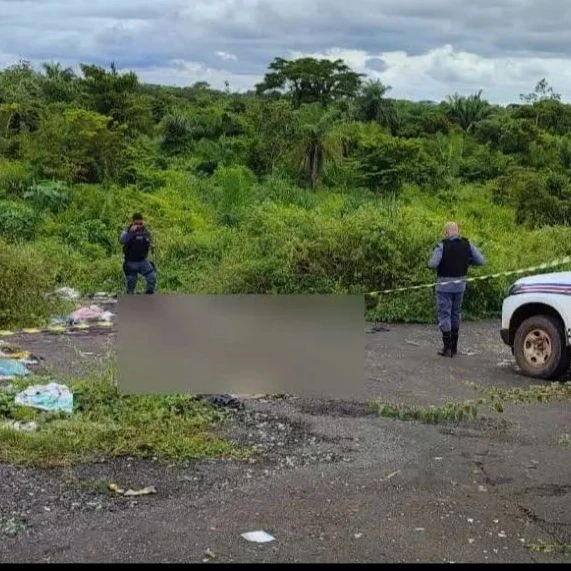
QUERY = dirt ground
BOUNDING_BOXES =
[1,320,570,563]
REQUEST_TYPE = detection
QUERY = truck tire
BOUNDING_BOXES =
[513,315,570,380]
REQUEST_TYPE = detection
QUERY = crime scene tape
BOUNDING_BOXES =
[1,256,571,336]
[0,321,113,338]
[366,255,571,298]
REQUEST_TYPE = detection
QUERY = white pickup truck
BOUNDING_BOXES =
[501,271,571,379]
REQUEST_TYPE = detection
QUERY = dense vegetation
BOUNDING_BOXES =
[1,58,571,328]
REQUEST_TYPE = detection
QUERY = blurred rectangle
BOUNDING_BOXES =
[117,295,365,398]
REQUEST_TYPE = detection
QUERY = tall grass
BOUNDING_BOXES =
[3,173,571,328]
[0,359,234,467]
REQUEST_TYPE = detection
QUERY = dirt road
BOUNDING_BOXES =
[1,321,570,563]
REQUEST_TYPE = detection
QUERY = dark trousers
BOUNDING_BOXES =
[123,260,156,294]
[436,291,464,332]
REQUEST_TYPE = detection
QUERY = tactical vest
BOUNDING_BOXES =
[123,229,151,262]
[437,237,471,278]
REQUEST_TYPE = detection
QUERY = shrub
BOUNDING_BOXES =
[0,238,59,328]
[0,160,33,198]
[0,200,39,242]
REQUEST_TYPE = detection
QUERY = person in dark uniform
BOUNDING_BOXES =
[119,213,156,295]
[428,222,485,357]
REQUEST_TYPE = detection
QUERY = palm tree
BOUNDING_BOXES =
[42,62,76,82]
[356,80,398,131]
[444,90,491,132]
[41,62,78,102]
[292,104,344,188]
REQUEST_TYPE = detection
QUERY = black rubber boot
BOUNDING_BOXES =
[438,331,453,358]
[450,328,459,356]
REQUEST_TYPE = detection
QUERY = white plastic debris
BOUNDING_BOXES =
[202,549,216,562]
[15,383,73,413]
[92,292,118,305]
[55,287,81,300]
[69,305,112,324]
[241,531,276,544]
[2,420,38,432]
[381,470,401,481]
[123,486,157,497]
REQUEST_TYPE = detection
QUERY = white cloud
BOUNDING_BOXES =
[216,51,238,62]
[290,45,571,103]
[1,1,571,102]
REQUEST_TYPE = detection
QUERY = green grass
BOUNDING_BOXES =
[0,360,236,467]
[483,383,571,404]
[525,540,571,556]
[0,516,28,538]
[5,179,571,330]
[373,382,571,425]
[373,400,483,424]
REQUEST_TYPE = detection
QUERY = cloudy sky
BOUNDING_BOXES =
[1,0,570,103]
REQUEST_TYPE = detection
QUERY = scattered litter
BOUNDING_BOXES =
[497,359,514,368]
[415,528,425,532]
[109,483,157,497]
[92,292,118,305]
[2,420,38,432]
[405,340,421,347]
[0,359,30,379]
[498,531,507,538]
[478,485,488,493]
[381,470,401,481]
[468,538,475,544]
[467,518,474,524]
[205,394,242,409]
[86,502,102,510]
[366,322,391,334]
[461,350,479,357]
[354,533,363,539]
[55,287,80,300]
[493,519,499,524]
[69,305,113,324]
[124,486,157,497]
[202,548,216,562]
[0,344,41,365]
[0,345,29,360]
[14,383,73,413]
[433,457,444,461]
[241,531,276,544]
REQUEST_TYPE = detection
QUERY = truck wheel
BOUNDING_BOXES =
[513,315,570,380]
